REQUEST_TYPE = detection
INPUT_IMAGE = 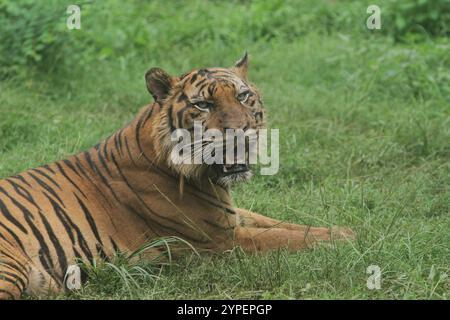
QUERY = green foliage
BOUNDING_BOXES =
[2,0,449,79]
[0,0,450,78]
[0,0,73,77]
[386,0,450,40]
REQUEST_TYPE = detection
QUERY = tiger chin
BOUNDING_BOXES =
[0,53,355,299]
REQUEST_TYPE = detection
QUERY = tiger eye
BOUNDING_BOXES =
[193,101,212,111]
[237,91,250,103]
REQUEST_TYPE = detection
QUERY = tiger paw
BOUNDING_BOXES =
[330,226,356,241]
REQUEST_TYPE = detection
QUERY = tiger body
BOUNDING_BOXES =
[0,55,354,299]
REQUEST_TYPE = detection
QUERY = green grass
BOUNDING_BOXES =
[1,0,449,300]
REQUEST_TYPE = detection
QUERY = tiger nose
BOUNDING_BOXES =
[222,114,251,131]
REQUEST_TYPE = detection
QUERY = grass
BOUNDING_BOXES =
[0,0,449,300]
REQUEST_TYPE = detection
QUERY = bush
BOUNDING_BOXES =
[386,0,450,40]
[1,0,449,80]
[0,0,364,79]
[0,0,74,78]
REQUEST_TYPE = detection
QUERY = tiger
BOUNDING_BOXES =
[0,54,355,299]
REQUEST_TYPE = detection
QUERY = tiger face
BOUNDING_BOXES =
[146,54,266,187]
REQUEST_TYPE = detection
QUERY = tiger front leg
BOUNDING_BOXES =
[236,208,312,231]
[234,208,355,252]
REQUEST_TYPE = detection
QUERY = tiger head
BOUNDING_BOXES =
[146,54,266,187]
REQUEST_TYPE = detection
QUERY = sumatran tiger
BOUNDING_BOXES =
[0,54,354,299]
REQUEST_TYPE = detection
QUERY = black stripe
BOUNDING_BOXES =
[54,162,87,198]
[177,105,189,128]
[83,151,98,174]
[10,175,32,188]
[126,201,211,244]
[109,152,183,227]
[72,157,114,206]
[41,193,74,243]
[96,243,109,261]
[0,250,29,279]
[153,218,210,244]
[27,172,65,207]
[177,92,188,103]
[96,147,113,177]
[182,184,235,213]
[0,232,8,242]
[124,136,139,167]
[0,272,26,291]
[116,129,125,157]
[0,289,16,299]
[63,159,81,177]
[113,132,121,157]
[113,132,121,158]
[135,112,153,164]
[194,78,207,88]
[198,82,209,93]
[38,210,68,279]
[109,237,120,253]
[37,248,56,283]
[6,178,39,209]
[43,165,56,174]
[74,156,90,178]
[102,137,110,160]
[167,104,176,131]
[197,69,209,76]
[0,260,29,286]
[124,203,161,239]
[0,196,28,234]
[0,221,27,253]
[82,152,121,203]
[31,168,62,190]
[43,193,94,265]
[141,105,154,126]
[190,73,198,84]
[109,152,209,243]
[213,84,219,95]
[207,84,215,96]
[0,188,58,283]
[74,194,104,247]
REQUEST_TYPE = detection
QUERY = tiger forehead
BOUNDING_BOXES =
[181,68,248,99]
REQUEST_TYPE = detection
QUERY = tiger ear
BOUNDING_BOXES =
[233,52,249,80]
[145,68,175,102]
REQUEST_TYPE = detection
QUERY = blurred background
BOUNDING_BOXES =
[0,0,449,299]
[1,0,449,88]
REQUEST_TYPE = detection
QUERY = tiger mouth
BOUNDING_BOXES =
[214,162,253,187]
[222,163,250,175]
[212,145,252,176]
